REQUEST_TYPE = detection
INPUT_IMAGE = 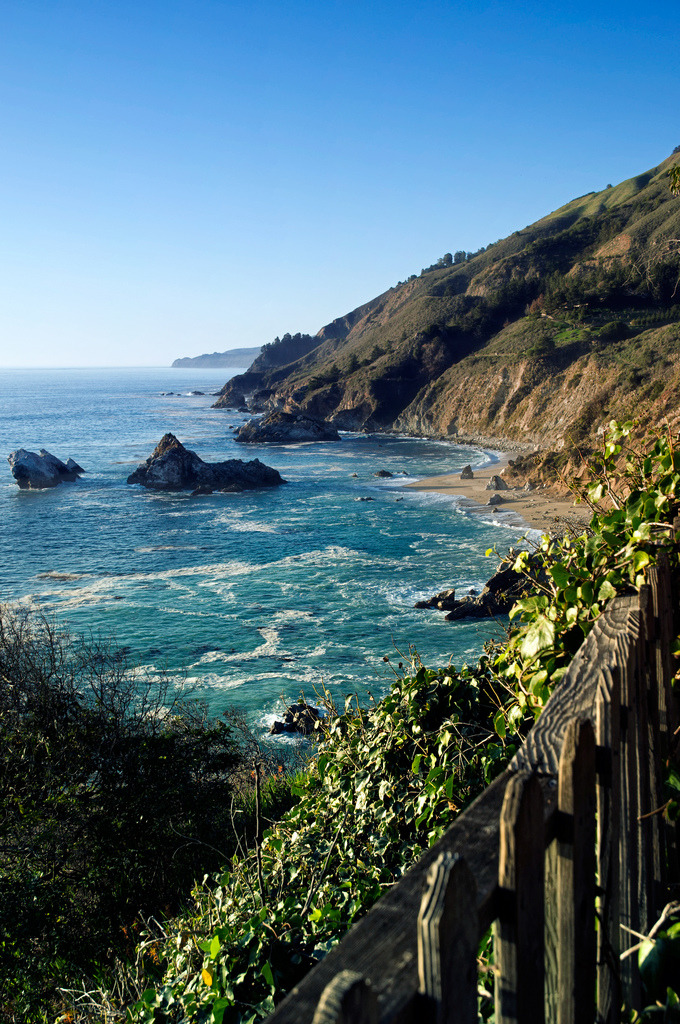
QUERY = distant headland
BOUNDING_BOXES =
[172,346,262,368]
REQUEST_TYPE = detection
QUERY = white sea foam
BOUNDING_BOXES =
[192,650,231,665]
[305,645,327,659]
[183,674,245,691]
[30,580,125,608]
[217,629,281,663]
[130,559,257,581]
[213,516,279,533]
[275,608,315,623]
[401,488,464,508]
[150,604,233,620]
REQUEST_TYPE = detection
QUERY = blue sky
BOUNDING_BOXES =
[0,0,678,367]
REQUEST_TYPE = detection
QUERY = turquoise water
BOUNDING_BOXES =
[0,367,530,730]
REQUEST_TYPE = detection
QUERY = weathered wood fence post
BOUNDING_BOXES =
[417,851,478,1023]
[595,664,621,1024]
[495,772,545,1024]
[557,717,596,1024]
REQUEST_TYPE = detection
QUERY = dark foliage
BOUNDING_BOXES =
[0,605,242,1020]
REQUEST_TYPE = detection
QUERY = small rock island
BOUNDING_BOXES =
[8,449,85,489]
[235,410,340,444]
[127,433,285,492]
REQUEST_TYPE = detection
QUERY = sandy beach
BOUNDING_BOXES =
[406,448,592,534]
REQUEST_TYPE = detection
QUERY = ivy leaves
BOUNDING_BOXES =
[492,421,680,737]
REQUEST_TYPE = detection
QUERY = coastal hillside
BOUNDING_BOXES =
[214,151,680,469]
[172,345,262,368]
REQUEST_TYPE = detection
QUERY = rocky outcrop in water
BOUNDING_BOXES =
[269,701,322,736]
[415,553,542,621]
[127,433,284,491]
[8,449,85,489]
[414,587,459,611]
[236,410,340,444]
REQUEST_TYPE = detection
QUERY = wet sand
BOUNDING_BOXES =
[406,449,591,534]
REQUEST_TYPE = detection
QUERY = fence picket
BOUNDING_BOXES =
[312,971,378,1024]
[495,772,545,1024]
[417,851,478,1023]
[557,717,596,1024]
[643,573,670,915]
[648,558,672,756]
[649,556,679,887]
[636,585,656,931]
[595,665,621,1024]
[543,839,559,1024]
[616,623,642,1007]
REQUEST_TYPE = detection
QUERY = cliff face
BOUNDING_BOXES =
[214,151,680,454]
[396,321,680,445]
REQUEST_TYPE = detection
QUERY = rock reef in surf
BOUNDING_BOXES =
[127,433,284,492]
[269,701,322,736]
[415,552,545,621]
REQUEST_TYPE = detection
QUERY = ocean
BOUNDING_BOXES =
[0,366,532,732]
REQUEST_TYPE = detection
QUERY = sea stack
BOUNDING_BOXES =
[8,449,85,489]
[127,433,285,491]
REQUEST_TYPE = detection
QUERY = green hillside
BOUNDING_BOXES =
[214,151,680,456]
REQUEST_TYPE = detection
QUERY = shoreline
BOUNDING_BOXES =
[405,445,591,534]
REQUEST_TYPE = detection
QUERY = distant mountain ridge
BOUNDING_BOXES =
[214,150,680,483]
[172,346,262,368]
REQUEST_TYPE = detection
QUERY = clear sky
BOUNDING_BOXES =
[0,0,678,367]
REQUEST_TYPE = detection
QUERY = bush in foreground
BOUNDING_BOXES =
[0,609,244,1022]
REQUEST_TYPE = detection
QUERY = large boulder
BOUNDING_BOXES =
[486,474,508,491]
[127,433,284,491]
[236,410,340,444]
[8,449,85,489]
[460,464,474,479]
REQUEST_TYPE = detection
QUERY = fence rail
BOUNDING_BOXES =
[266,553,680,1024]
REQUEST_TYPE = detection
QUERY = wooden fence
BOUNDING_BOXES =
[266,553,680,1024]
